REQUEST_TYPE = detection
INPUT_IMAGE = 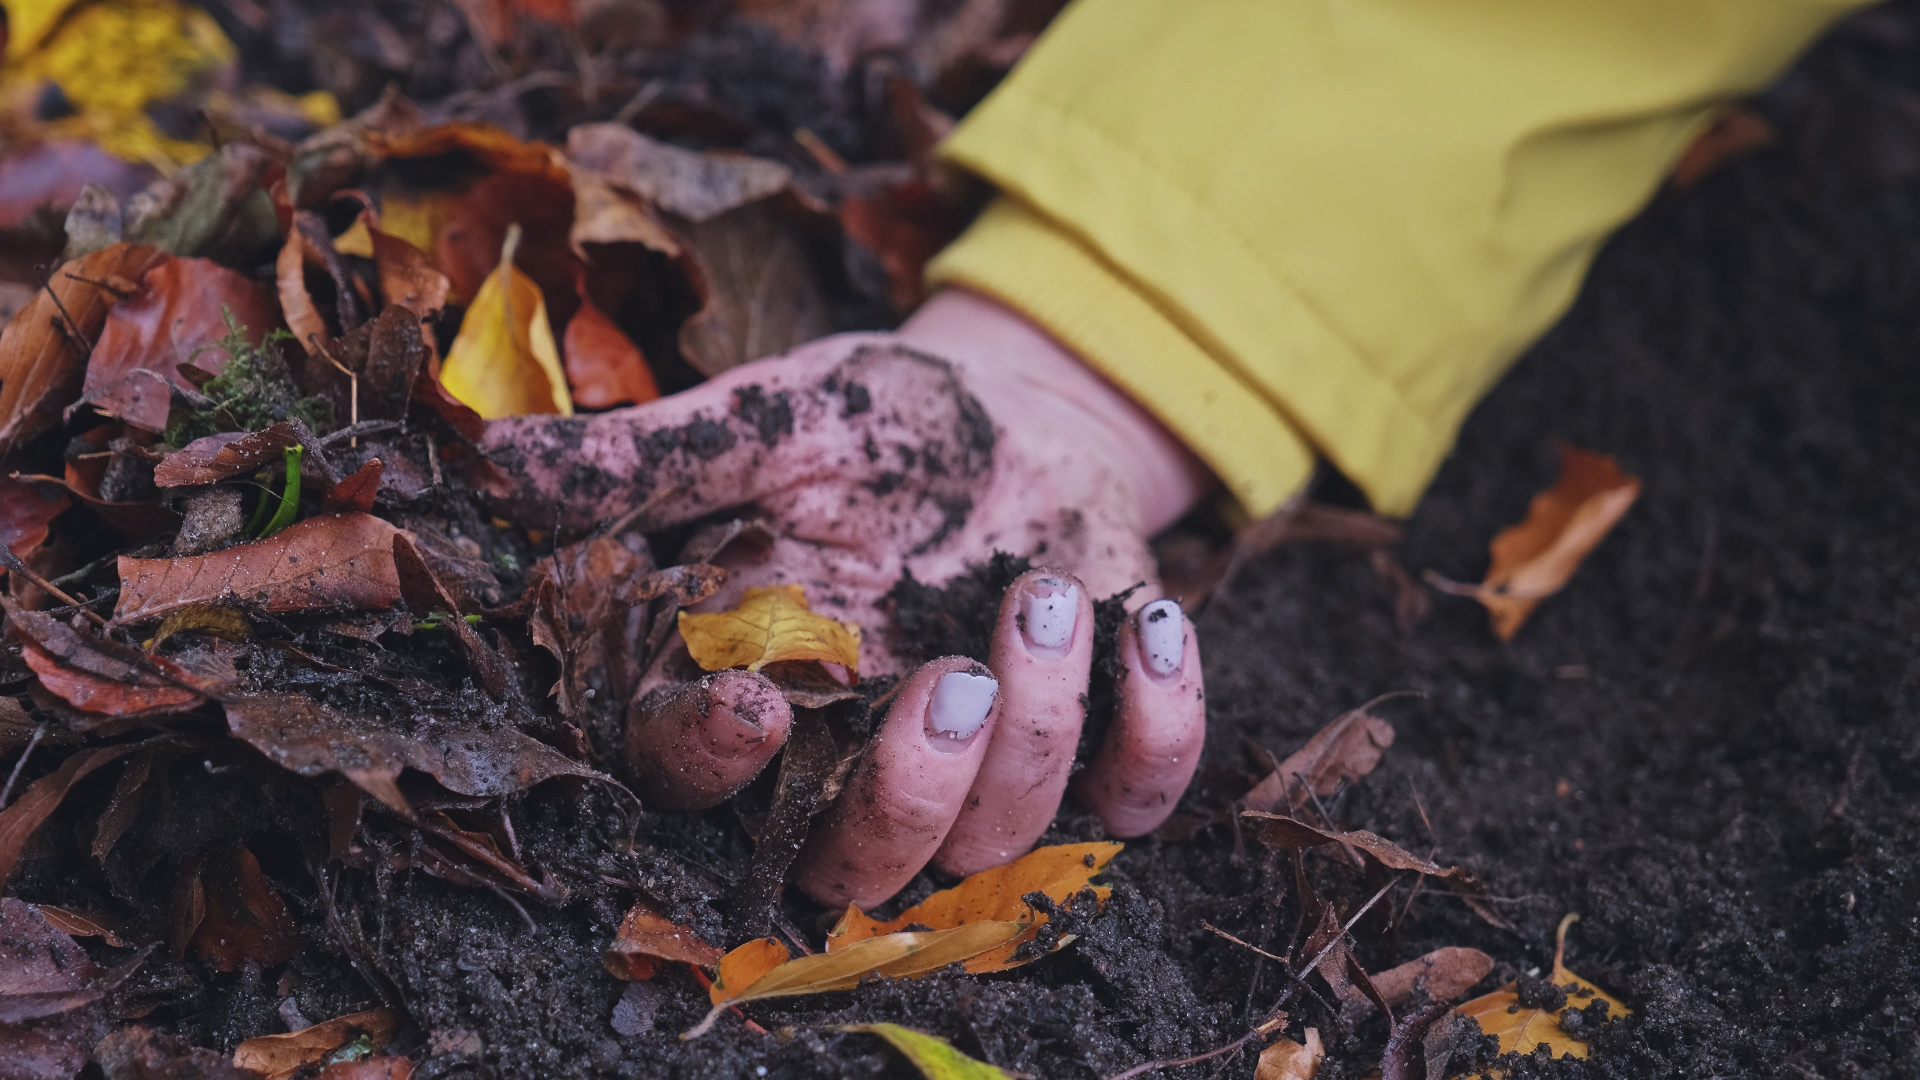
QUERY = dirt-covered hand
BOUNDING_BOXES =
[484,290,1213,905]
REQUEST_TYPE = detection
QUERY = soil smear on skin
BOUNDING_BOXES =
[7,5,1920,1079]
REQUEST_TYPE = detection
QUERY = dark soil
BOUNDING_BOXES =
[13,3,1920,1079]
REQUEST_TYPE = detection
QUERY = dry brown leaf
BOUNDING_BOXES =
[0,243,170,455]
[1244,698,1397,814]
[0,472,70,573]
[1371,946,1495,1010]
[828,841,1120,973]
[152,422,302,488]
[233,1008,400,1080]
[366,123,568,182]
[1473,445,1640,641]
[688,920,1029,1038]
[564,279,659,409]
[15,423,179,539]
[1244,813,1510,931]
[322,458,384,513]
[565,163,680,257]
[1255,1027,1323,1080]
[114,511,404,622]
[439,226,572,419]
[191,846,298,971]
[362,210,450,318]
[675,201,833,378]
[221,691,606,815]
[34,906,128,948]
[0,897,151,1023]
[604,902,724,980]
[566,125,793,224]
[74,255,284,432]
[0,739,168,892]
[680,583,861,675]
[318,1058,415,1080]
[1454,915,1627,1064]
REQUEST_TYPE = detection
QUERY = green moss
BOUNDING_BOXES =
[164,309,335,446]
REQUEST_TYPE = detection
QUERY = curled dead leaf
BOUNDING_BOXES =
[439,225,573,419]
[0,472,70,573]
[675,202,833,378]
[563,278,659,410]
[1255,1028,1322,1080]
[152,422,302,488]
[12,609,212,719]
[679,583,861,675]
[604,902,723,980]
[0,738,173,892]
[114,511,404,622]
[1243,813,1510,931]
[566,125,793,224]
[1244,696,1400,814]
[828,841,1121,973]
[233,1008,400,1080]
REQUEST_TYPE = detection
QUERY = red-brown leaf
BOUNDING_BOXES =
[114,511,404,622]
[12,609,210,718]
[322,458,383,513]
[74,256,284,432]
[563,281,658,409]
[0,471,69,572]
[153,422,302,487]
[1244,701,1396,814]
[0,740,166,891]
[0,244,170,455]
[605,902,723,980]
[0,897,151,1023]
[191,847,298,971]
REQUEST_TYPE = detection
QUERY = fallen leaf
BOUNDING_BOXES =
[679,583,861,675]
[0,243,169,455]
[675,202,833,377]
[1243,814,1510,930]
[1244,697,1398,814]
[120,143,276,258]
[392,531,508,700]
[0,739,167,891]
[604,902,723,980]
[837,1023,1016,1080]
[1672,107,1776,192]
[366,124,567,182]
[563,279,659,409]
[74,256,284,432]
[12,609,211,718]
[0,897,151,1023]
[191,846,298,971]
[709,936,790,1000]
[1255,1028,1323,1080]
[565,164,679,257]
[233,1008,399,1080]
[1453,915,1627,1063]
[361,211,449,318]
[566,125,793,224]
[12,425,178,539]
[828,841,1120,972]
[114,511,404,622]
[439,225,573,419]
[152,422,302,488]
[322,459,383,513]
[90,751,155,861]
[839,176,963,313]
[1471,446,1640,641]
[33,906,128,948]
[221,691,607,814]
[1370,947,1495,1010]
[5,0,89,59]
[100,1023,259,1079]
[688,920,1029,1038]
[729,709,842,941]
[0,471,70,572]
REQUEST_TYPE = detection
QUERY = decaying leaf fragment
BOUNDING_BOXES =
[1255,1027,1323,1080]
[828,841,1121,972]
[604,902,723,980]
[438,225,573,419]
[232,1008,400,1080]
[114,511,404,622]
[1244,696,1399,814]
[0,897,152,1023]
[13,609,212,719]
[1472,445,1640,641]
[687,921,1029,1039]
[679,583,861,675]
[1453,914,1627,1063]
[1243,813,1510,930]
[837,1023,1016,1080]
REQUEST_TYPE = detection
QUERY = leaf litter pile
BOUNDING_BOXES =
[2,1,1918,1078]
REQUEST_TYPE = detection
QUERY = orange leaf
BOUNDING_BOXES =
[707,936,790,1004]
[604,902,722,980]
[688,921,1028,1039]
[1477,445,1640,641]
[827,841,1120,973]
[233,1008,400,1080]
[439,225,572,420]
[564,280,659,409]
[1452,915,1628,1064]
[1255,1028,1322,1080]
[114,512,404,622]
[678,584,861,675]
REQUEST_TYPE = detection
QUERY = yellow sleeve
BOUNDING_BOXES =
[927,0,1864,517]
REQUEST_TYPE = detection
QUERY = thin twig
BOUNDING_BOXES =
[1204,921,1289,964]
[1296,772,1365,870]
[61,270,135,299]
[1296,876,1400,983]
[0,725,48,808]
[36,265,96,356]
[1101,1022,1282,1080]
[612,79,664,127]
[310,335,359,447]
[1,547,107,627]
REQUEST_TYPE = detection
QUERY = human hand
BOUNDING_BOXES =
[484,290,1214,906]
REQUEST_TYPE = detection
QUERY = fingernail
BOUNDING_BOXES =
[927,671,997,749]
[1020,578,1079,653]
[1138,599,1184,677]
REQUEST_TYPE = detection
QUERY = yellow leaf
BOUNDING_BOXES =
[1451,915,1627,1068]
[686,921,1028,1039]
[439,224,573,420]
[678,583,861,675]
[837,1024,1016,1080]
[3,0,84,59]
[828,841,1120,972]
[1255,1028,1322,1080]
[1475,446,1639,641]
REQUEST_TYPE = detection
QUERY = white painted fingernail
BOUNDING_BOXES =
[1138,600,1184,677]
[927,671,997,747]
[1021,578,1078,653]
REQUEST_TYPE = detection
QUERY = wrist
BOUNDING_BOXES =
[898,289,1214,534]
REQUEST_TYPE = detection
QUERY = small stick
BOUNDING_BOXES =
[61,271,136,299]
[1203,921,1289,964]
[310,335,359,447]
[35,266,95,356]
[1,547,108,628]
[1295,876,1400,983]
[1101,1017,1286,1080]
[0,724,47,808]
